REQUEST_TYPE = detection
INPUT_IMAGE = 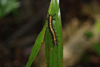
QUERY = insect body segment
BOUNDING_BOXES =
[47,14,58,46]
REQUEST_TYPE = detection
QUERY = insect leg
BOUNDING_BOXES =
[52,14,56,17]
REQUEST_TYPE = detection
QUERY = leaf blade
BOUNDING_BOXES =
[45,0,63,67]
[25,23,47,67]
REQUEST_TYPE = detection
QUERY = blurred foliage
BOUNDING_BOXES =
[95,19,100,34]
[84,31,93,39]
[94,19,100,56]
[94,42,100,57]
[82,54,89,64]
[0,0,20,18]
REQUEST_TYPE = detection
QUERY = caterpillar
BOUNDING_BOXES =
[47,14,58,46]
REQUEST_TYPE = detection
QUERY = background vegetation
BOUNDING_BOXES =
[0,0,100,67]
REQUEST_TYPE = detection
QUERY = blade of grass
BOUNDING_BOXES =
[45,0,63,67]
[25,23,47,67]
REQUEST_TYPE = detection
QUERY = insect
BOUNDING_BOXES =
[47,14,58,46]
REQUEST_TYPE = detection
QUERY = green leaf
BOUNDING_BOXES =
[25,23,47,67]
[25,0,63,67]
[94,42,100,56]
[45,0,63,67]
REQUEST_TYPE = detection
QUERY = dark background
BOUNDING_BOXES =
[0,0,100,67]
